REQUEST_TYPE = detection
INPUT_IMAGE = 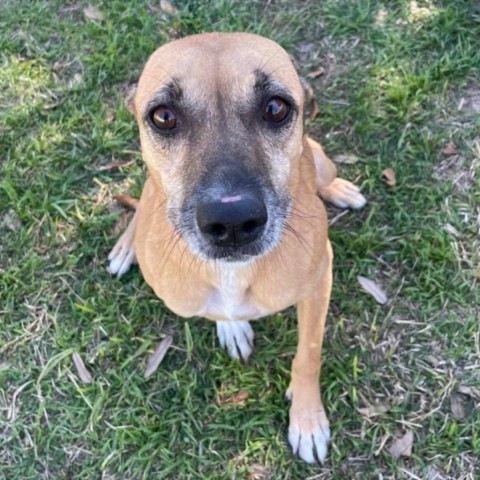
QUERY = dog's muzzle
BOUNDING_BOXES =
[196,193,268,248]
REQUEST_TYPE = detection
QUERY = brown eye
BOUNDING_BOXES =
[263,97,290,123]
[151,106,177,130]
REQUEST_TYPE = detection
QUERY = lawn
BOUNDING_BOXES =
[1,1,479,479]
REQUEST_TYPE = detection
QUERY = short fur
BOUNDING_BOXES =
[108,32,366,463]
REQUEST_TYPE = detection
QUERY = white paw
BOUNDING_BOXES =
[216,320,254,362]
[288,406,330,464]
[320,178,367,210]
[107,236,137,277]
[107,212,138,278]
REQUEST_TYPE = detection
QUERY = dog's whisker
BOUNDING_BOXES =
[106,32,369,466]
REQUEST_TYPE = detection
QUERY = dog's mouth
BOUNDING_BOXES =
[170,187,290,263]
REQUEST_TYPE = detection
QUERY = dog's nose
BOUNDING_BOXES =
[196,194,268,247]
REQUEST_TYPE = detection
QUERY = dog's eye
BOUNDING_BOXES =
[151,106,177,130]
[263,97,290,123]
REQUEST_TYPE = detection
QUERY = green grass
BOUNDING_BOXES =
[1,0,479,478]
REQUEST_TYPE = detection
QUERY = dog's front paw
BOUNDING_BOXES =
[107,234,137,278]
[318,177,367,210]
[107,213,138,277]
[108,242,137,277]
[287,391,330,464]
[216,320,254,362]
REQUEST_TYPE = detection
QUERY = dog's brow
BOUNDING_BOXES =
[145,80,183,111]
[253,70,277,91]
[253,69,292,98]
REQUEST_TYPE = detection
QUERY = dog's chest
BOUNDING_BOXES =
[197,264,263,321]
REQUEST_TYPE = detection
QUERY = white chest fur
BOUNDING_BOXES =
[197,263,263,321]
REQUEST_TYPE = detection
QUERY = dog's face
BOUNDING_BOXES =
[135,33,306,262]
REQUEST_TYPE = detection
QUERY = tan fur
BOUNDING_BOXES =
[108,32,366,463]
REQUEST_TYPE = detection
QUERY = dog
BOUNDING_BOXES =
[107,32,366,464]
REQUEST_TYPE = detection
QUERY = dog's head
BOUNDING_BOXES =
[134,33,308,262]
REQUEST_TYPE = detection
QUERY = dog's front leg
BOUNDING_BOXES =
[108,210,138,277]
[287,243,332,464]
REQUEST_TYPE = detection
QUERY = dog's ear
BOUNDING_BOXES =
[124,83,137,116]
[289,55,318,122]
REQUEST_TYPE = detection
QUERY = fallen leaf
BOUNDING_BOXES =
[458,385,480,400]
[145,335,173,378]
[220,390,249,405]
[357,276,388,304]
[443,223,460,237]
[97,159,134,171]
[306,68,325,79]
[382,168,396,187]
[450,393,466,420]
[160,0,177,15]
[388,430,413,459]
[357,401,390,418]
[442,143,458,155]
[72,353,93,384]
[426,465,446,480]
[2,209,21,231]
[332,153,359,165]
[84,5,104,21]
[114,193,139,210]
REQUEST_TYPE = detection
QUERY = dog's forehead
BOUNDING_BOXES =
[136,33,302,109]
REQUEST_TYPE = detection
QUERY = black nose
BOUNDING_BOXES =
[196,194,268,247]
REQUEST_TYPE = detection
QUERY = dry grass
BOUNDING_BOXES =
[1,1,479,479]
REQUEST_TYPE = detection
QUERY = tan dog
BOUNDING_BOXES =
[108,32,366,463]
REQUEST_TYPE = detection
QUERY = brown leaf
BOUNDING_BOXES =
[160,0,177,15]
[83,5,104,21]
[357,276,388,304]
[450,393,466,420]
[357,401,390,418]
[442,143,459,155]
[97,159,134,171]
[332,153,359,165]
[306,68,325,79]
[114,193,139,210]
[145,335,173,378]
[72,353,93,384]
[220,390,249,406]
[382,168,396,187]
[388,430,413,459]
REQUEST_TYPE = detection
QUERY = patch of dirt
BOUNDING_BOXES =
[457,86,480,114]
[434,139,479,192]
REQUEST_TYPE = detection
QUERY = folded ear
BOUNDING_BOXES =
[289,55,317,122]
[124,83,137,116]
[303,136,337,188]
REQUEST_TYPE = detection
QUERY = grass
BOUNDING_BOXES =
[1,0,479,478]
